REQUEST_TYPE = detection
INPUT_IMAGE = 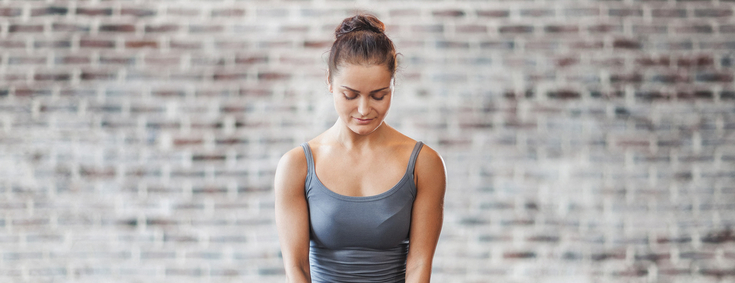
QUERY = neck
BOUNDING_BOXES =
[330,118,389,150]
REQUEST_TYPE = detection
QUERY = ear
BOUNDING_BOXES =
[326,70,332,93]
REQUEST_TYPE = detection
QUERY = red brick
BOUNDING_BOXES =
[8,56,47,65]
[151,89,185,97]
[456,25,487,33]
[652,9,687,18]
[608,8,643,17]
[279,55,316,65]
[700,268,735,277]
[258,41,292,49]
[588,24,623,33]
[167,8,199,17]
[0,40,25,49]
[170,71,204,81]
[76,7,113,16]
[503,251,536,259]
[677,55,714,68]
[499,25,534,34]
[215,41,250,49]
[191,56,225,66]
[547,89,581,99]
[145,56,180,66]
[14,87,52,97]
[436,41,470,49]
[80,38,116,49]
[52,23,91,32]
[432,9,465,17]
[632,25,668,34]
[411,25,444,33]
[81,70,117,81]
[258,72,291,81]
[170,40,203,50]
[569,41,604,49]
[280,25,309,33]
[544,25,579,34]
[721,24,735,33]
[304,40,331,49]
[31,7,68,17]
[99,24,136,33]
[477,10,509,18]
[613,39,642,49]
[34,40,72,49]
[211,8,246,17]
[675,24,714,34]
[480,41,515,50]
[189,25,224,33]
[125,40,158,49]
[564,8,600,17]
[385,24,399,34]
[650,72,691,84]
[610,73,644,83]
[0,8,22,17]
[239,88,273,97]
[555,56,580,67]
[1,73,27,82]
[34,73,71,81]
[99,54,136,66]
[121,8,156,17]
[694,9,733,17]
[235,55,268,65]
[213,72,248,81]
[145,24,179,33]
[390,9,420,17]
[696,72,733,82]
[635,56,671,67]
[56,56,92,65]
[520,9,554,17]
[9,24,44,33]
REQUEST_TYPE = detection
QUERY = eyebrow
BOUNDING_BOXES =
[341,85,391,94]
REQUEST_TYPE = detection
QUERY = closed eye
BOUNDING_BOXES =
[343,92,357,100]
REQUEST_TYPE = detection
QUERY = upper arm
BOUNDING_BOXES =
[406,144,447,275]
[274,147,311,277]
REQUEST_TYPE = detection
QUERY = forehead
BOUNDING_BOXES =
[333,64,393,90]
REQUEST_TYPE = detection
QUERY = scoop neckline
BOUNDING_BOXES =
[304,142,418,202]
[312,170,411,202]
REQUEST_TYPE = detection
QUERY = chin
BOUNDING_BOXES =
[348,121,383,135]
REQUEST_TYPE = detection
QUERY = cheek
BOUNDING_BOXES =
[332,96,352,114]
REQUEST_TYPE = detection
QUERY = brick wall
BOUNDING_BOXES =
[1,0,734,282]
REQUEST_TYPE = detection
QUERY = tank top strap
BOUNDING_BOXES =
[405,141,424,176]
[300,142,315,186]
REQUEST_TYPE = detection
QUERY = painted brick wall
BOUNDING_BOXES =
[1,0,734,282]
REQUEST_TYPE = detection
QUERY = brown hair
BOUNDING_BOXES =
[328,14,397,83]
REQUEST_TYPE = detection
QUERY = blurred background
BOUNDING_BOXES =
[1,0,734,282]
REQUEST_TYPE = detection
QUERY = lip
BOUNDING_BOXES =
[353,117,373,124]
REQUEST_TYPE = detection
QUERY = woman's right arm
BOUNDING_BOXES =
[274,147,311,282]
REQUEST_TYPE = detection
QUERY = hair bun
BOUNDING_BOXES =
[335,14,385,38]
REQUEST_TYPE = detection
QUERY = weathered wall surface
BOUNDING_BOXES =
[1,0,734,282]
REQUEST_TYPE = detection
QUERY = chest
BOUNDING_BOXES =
[314,152,409,197]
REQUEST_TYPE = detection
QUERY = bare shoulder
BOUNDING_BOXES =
[280,145,307,164]
[274,145,308,195]
[415,143,445,173]
[413,143,447,196]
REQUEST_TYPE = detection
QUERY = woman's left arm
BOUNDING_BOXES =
[405,145,447,283]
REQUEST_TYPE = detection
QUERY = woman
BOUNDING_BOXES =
[274,14,446,283]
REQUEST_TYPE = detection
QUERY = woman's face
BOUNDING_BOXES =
[329,64,394,136]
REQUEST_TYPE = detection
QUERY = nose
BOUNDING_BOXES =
[357,96,371,117]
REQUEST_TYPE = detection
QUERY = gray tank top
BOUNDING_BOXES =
[300,141,424,283]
